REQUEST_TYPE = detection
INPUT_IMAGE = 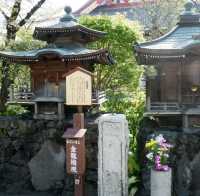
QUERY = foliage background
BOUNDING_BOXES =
[80,15,145,194]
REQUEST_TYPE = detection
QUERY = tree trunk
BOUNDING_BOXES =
[0,27,17,112]
[0,61,12,112]
[0,0,47,112]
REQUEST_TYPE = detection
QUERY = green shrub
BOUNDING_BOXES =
[0,104,28,116]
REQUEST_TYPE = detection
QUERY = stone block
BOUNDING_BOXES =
[151,169,172,196]
[28,140,65,191]
[98,114,129,196]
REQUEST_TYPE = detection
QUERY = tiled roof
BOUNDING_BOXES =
[33,6,106,43]
[0,45,114,65]
[134,2,200,65]
[136,25,200,54]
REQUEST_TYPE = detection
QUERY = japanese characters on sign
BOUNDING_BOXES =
[65,67,92,106]
[63,128,86,175]
[66,138,85,175]
[70,145,78,174]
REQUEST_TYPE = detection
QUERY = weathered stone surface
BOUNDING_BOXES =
[46,121,56,129]
[48,128,57,138]
[98,114,129,196]
[0,117,99,195]
[151,169,172,196]
[28,140,65,191]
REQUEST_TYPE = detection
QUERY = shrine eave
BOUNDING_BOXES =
[0,48,114,65]
[33,24,106,42]
[134,24,200,65]
[135,52,187,65]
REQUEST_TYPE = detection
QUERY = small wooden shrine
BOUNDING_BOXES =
[135,2,200,131]
[0,6,113,120]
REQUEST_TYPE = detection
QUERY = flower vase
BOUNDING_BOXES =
[151,168,172,196]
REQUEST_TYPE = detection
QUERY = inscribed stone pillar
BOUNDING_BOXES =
[98,114,129,196]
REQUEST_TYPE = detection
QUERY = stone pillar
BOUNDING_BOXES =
[98,114,129,196]
[151,169,172,196]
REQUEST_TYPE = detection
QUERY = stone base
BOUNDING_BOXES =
[151,169,172,196]
[0,117,98,196]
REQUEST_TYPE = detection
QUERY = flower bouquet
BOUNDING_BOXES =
[145,134,173,171]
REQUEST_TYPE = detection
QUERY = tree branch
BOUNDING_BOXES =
[10,0,23,21]
[191,0,200,11]
[18,0,46,27]
[0,8,9,20]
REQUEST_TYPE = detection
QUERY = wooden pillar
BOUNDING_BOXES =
[74,174,85,196]
[183,115,189,132]
[146,76,151,111]
[161,65,166,102]
[178,60,183,107]
[58,103,64,120]
[73,110,85,196]
[9,84,14,102]
[73,113,84,129]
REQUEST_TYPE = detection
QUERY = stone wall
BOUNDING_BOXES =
[136,117,200,196]
[0,116,98,196]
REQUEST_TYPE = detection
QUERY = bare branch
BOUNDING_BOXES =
[18,0,46,27]
[0,7,9,20]
[191,0,200,11]
[10,0,23,21]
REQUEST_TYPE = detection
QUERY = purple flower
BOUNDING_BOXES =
[155,155,161,163]
[162,165,169,171]
[155,163,162,170]
[155,164,170,171]
[145,134,173,172]
[155,134,166,144]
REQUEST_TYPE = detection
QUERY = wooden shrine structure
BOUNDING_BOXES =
[0,6,113,120]
[135,2,200,131]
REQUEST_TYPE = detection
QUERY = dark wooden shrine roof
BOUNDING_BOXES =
[0,45,114,65]
[33,6,106,43]
[134,2,200,65]
[0,6,114,66]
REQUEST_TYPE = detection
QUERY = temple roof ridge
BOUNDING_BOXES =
[134,1,200,65]
[33,6,106,43]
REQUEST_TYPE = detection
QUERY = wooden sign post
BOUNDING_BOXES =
[63,127,86,196]
[63,67,93,196]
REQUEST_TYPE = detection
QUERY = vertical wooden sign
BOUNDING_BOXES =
[64,67,92,106]
[63,128,86,175]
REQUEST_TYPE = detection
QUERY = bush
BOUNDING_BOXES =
[80,15,143,92]
[0,104,28,116]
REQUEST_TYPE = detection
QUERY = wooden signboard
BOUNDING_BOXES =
[65,67,92,106]
[63,128,86,175]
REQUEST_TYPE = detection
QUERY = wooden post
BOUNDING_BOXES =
[73,106,85,196]
[63,67,92,196]
[9,84,14,102]
[74,174,85,196]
